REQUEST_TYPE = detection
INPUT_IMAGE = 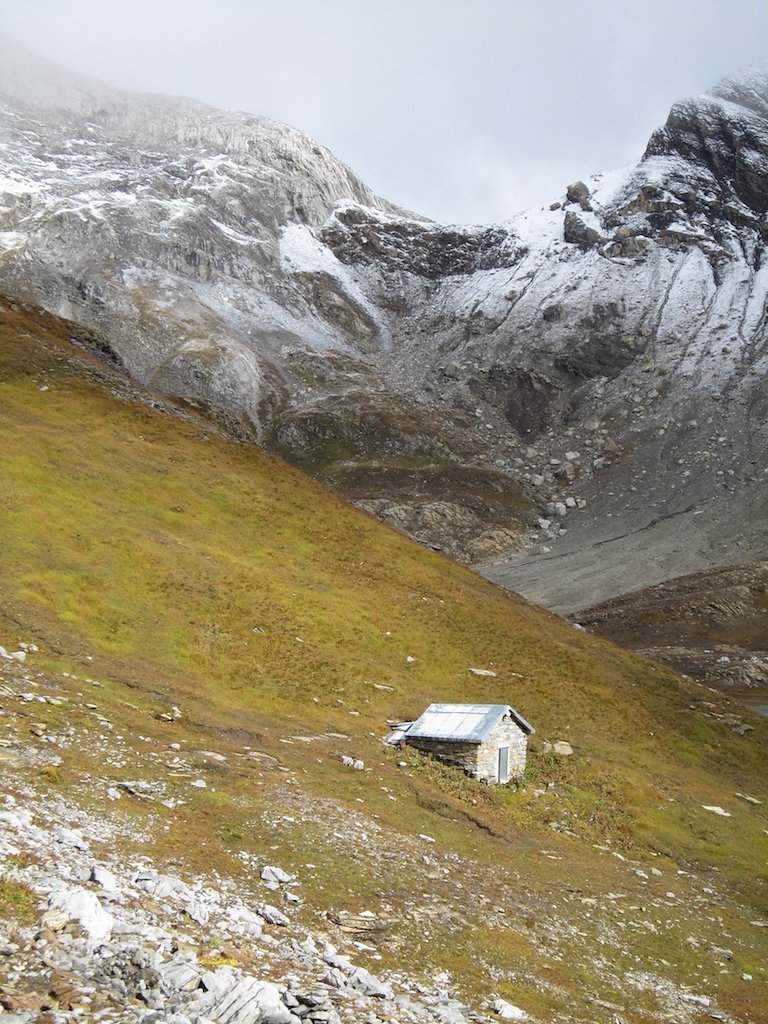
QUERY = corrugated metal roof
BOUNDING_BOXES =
[406,703,534,743]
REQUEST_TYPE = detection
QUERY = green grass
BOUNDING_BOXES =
[1,297,767,1021]
[0,876,37,926]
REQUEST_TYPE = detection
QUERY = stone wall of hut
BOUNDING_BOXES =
[405,716,529,784]
[404,736,480,775]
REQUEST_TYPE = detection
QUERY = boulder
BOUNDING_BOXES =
[246,751,279,765]
[493,998,528,1020]
[52,826,88,850]
[322,942,353,971]
[348,966,395,999]
[48,887,113,947]
[566,180,591,206]
[543,740,574,755]
[341,755,364,770]
[0,646,26,662]
[228,905,264,936]
[190,972,294,1024]
[90,865,119,892]
[40,908,70,932]
[135,869,192,902]
[157,952,205,993]
[320,967,348,989]
[258,903,291,926]
[564,210,603,247]
[261,865,294,886]
[184,899,210,925]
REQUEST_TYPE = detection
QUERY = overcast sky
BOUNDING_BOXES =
[3,0,767,223]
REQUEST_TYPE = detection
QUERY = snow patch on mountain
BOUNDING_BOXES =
[279,221,390,350]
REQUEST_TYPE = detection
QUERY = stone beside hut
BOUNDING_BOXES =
[403,703,534,784]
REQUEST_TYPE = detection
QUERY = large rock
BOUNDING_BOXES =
[566,180,591,207]
[135,869,192,902]
[563,210,603,247]
[348,966,395,1000]
[261,865,294,886]
[493,998,528,1020]
[48,887,114,947]
[189,970,295,1024]
[258,903,291,926]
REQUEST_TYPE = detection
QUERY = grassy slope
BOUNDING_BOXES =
[1,299,767,1022]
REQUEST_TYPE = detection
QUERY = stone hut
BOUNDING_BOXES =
[403,703,534,784]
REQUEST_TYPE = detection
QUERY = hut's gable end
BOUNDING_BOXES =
[477,717,529,783]
[404,736,480,776]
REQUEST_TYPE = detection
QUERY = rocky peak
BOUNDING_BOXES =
[709,65,768,120]
[0,35,392,227]
[641,66,768,223]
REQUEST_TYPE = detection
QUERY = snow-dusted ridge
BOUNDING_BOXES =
[0,41,766,605]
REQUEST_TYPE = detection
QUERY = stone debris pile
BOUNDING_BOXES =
[0,792,498,1024]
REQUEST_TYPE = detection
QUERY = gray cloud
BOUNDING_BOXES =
[3,0,767,222]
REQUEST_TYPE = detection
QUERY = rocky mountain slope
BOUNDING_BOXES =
[1,298,767,1023]
[575,560,768,695]
[0,40,766,602]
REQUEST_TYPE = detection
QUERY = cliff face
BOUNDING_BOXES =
[0,38,402,435]
[1,41,766,603]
